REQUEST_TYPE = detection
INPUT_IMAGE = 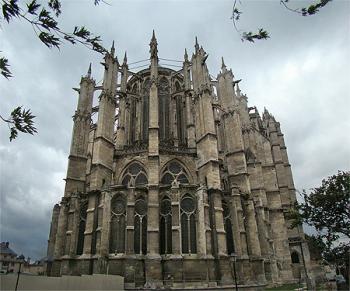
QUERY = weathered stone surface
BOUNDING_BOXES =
[47,34,311,288]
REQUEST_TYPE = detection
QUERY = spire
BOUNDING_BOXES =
[87,63,92,78]
[149,30,158,59]
[195,36,199,52]
[184,48,189,62]
[110,40,115,56]
[123,51,127,66]
[221,57,227,72]
[236,82,241,96]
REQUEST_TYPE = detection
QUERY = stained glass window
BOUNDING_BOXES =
[160,161,189,185]
[121,163,148,187]
[180,194,196,254]
[160,196,172,254]
[222,200,235,255]
[76,201,88,255]
[109,195,126,254]
[134,198,147,254]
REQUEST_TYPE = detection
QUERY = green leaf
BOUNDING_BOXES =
[0,57,12,78]
[27,0,41,15]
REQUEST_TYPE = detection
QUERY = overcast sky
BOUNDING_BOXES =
[1,0,349,260]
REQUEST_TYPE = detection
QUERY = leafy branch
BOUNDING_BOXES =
[231,0,333,42]
[0,106,37,141]
[1,0,106,140]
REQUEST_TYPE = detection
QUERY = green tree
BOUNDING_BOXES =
[289,171,350,244]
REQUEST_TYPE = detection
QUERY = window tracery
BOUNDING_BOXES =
[160,161,189,185]
[180,194,196,254]
[159,77,170,141]
[222,200,235,255]
[160,196,172,254]
[121,163,148,187]
[134,197,147,254]
[109,195,126,253]
[142,79,150,141]
[76,200,88,255]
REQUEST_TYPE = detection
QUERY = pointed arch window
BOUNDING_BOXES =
[121,163,148,187]
[222,200,235,255]
[134,197,147,254]
[180,194,197,254]
[291,251,300,264]
[158,77,170,141]
[76,200,88,255]
[142,79,150,141]
[160,161,189,185]
[109,195,126,253]
[160,196,172,254]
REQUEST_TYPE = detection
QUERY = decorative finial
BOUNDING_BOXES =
[87,63,92,78]
[184,48,188,62]
[123,51,127,66]
[236,82,241,96]
[152,29,156,41]
[221,57,227,70]
[150,30,158,59]
[110,40,115,56]
[195,36,200,52]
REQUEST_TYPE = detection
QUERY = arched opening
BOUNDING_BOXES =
[109,195,126,254]
[291,251,300,264]
[76,201,88,255]
[222,200,235,255]
[158,77,170,141]
[134,197,147,254]
[160,196,172,254]
[142,79,150,141]
[180,194,197,254]
[160,161,189,185]
[121,162,148,187]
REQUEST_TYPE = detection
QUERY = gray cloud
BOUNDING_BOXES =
[1,0,349,260]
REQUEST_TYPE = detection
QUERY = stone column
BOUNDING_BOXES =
[196,186,207,256]
[83,194,98,255]
[145,31,162,287]
[52,199,68,276]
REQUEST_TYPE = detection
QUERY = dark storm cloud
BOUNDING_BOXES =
[1,0,349,259]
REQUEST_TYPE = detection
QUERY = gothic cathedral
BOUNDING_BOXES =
[47,32,311,289]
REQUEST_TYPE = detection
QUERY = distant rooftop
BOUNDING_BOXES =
[0,242,17,256]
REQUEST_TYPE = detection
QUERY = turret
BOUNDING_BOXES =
[64,63,95,196]
[90,42,119,189]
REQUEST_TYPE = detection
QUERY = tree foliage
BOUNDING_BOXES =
[0,0,105,141]
[289,171,350,244]
[232,0,333,42]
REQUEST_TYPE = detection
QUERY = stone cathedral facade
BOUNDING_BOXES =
[47,32,311,289]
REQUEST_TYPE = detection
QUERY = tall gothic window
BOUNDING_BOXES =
[180,194,197,254]
[175,95,186,146]
[76,200,88,255]
[129,96,137,143]
[91,194,101,255]
[158,77,170,141]
[160,196,172,254]
[142,79,150,141]
[222,200,235,255]
[109,195,126,253]
[134,197,147,254]
[161,161,189,185]
[121,162,148,187]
